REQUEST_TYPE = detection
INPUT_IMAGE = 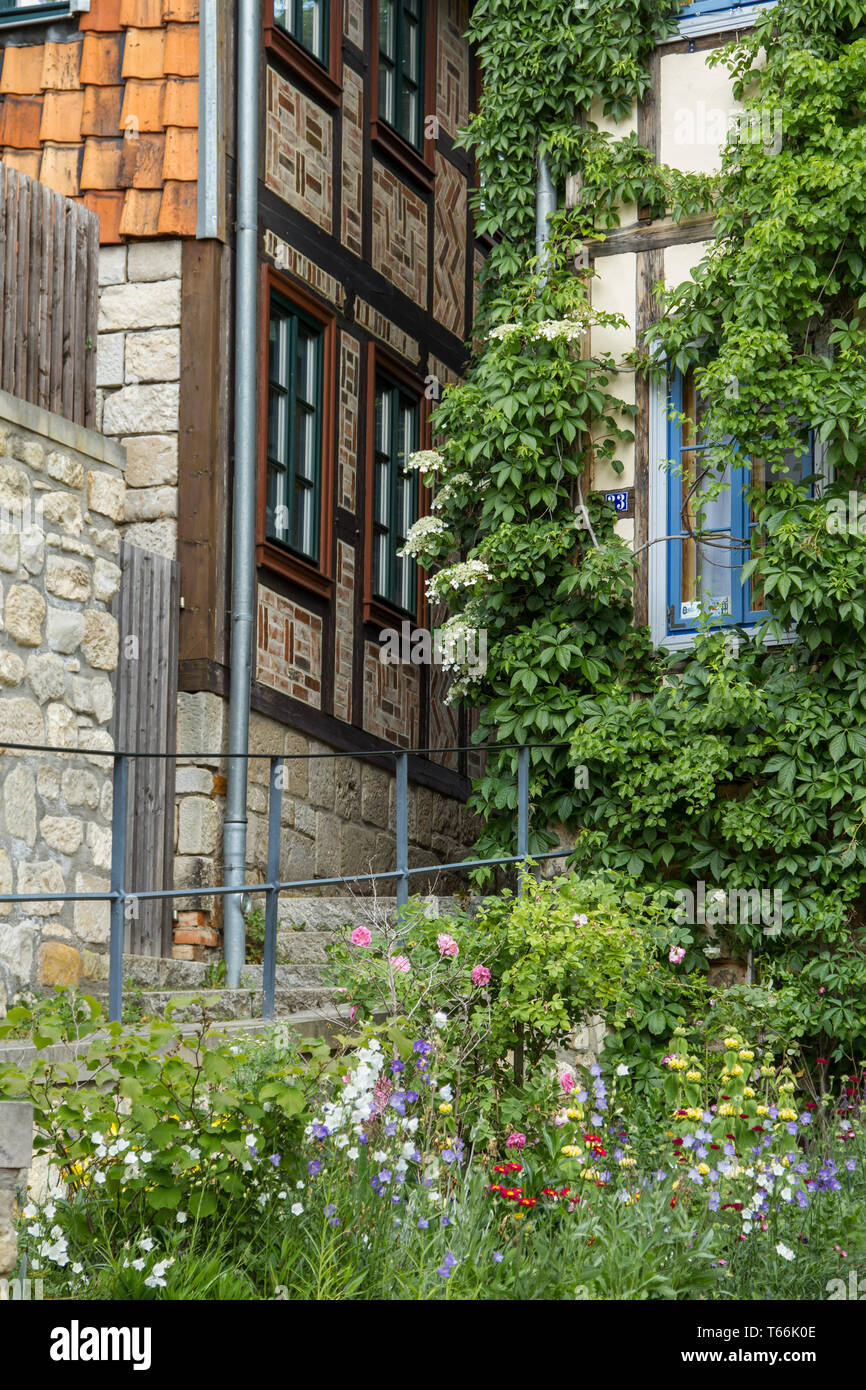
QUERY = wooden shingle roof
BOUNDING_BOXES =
[0,0,199,243]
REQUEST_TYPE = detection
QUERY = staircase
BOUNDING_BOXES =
[122,895,458,1038]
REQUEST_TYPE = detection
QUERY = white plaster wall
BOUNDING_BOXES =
[590,251,637,490]
[659,48,741,176]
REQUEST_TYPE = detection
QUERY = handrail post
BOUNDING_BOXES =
[108,752,128,1023]
[262,754,282,1020]
[517,744,529,891]
[396,752,409,914]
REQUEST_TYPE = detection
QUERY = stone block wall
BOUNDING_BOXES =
[96,239,182,562]
[0,390,125,1013]
[171,692,479,957]
[0,1101,32,1283]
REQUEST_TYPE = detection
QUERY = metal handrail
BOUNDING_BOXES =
[0,739,574,1022]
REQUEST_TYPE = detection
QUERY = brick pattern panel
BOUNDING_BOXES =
[372,162,427,307]
[334,541,355,723]
[354,298,420,364]
[428,601,460,770]
[338,331,360,511]
[436,0,471,140]
[256,583,323,708]
[264,229,345,309]
[341,65,363,257]
[363,641,420,748]
[433,152,466,335]
[266,67,333,235]
[343,0,364,47]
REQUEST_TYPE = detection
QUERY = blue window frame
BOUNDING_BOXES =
[678,0,774,17]
[665,367,810,636]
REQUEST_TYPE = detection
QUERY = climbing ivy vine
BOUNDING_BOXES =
[407,0,866,1065]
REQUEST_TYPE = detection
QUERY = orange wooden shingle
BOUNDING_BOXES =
[0,149,41,179]
[41,41,83,92]
[118,129,164,187]
[120,79,165,133]
[0,96,44,149]
[162,77,197,128]
[81,85,123,137]
[163,0,199,19]
[0,44,46,96]
[39,143,82,198]
[79,33,125,87]
[157,178,196,236]
[121,27,166,80]
[80,136,124,189]
[81,190,125,243]
[79,0,123,31]
[39,90,85,143]
[163,22,198,77]
[162,124,196,180]
[119,0,164,27]
[118,186,162,235]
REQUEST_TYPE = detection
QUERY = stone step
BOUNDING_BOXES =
[131,982,343,1023]
[124,955,329,989]
[276,894,459,931]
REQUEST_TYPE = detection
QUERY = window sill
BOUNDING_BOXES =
[371,118,435,191]
[265,22,342,108]
[258,540,333,598]
[364,596,418,631]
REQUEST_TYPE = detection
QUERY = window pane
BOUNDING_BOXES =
[266,295,322,563]
[301,0,324,59]
[677,369,733,623]
[296,327,317,406]
[267,462,288,542]
[379,0,396,57]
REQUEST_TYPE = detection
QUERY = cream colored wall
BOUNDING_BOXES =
[589,251,637,497]
[659,48,741,177]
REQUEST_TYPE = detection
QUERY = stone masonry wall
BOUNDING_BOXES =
[0,390,125,1014]
[171,693,479,958]
[96,239,182,562]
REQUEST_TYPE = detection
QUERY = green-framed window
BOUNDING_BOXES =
[378,0,425,150]
[0,0,77,25]
[274,0,329,65]
[373,376,419,612]
[266,294,324,564]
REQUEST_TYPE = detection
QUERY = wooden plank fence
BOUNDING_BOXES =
[0,162,98,428]
[112,543,180,958]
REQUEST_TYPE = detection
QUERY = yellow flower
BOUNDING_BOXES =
[686,1107,703,1120]
[619,1156,636,1168]
[719,1103,735,1117]
[723,1037,741,1050]
[729,1065,744,1077]
[580,1168,599,1181]
[686,1070,702,1081]
[743,1087,756,1099]
[777,1107,797,1122]
[566,1107,583,1120]
[512,1211,526,1220]
[738,1050,755,1061]
[697,1163,710,1176]
[756,1105,769,1116]
[561,1145,581,1157]
[668,1055,687,1071]
[438,1103,452,1115]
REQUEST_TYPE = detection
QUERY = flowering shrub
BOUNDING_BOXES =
[328,874,703,1138]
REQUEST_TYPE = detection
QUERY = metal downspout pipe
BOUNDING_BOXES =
[224,0,261,987]
[535,148,556,278]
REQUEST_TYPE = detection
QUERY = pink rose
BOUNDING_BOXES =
[560,1072,574,1094]
[668,945,686,965]
[505,1132,526,1151]
[390,954,411,974]
[351,926,372,947]
[437,933,459,958]
[471,964,491,987]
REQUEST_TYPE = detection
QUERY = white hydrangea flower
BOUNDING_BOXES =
[398,514,447,559]
[406,449,445,475]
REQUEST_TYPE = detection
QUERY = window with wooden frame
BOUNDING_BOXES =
[257,267,335,596]
[651,364,813,645]
[364,349,427,624]
[265,0,342,107]
[371,0,435,187]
